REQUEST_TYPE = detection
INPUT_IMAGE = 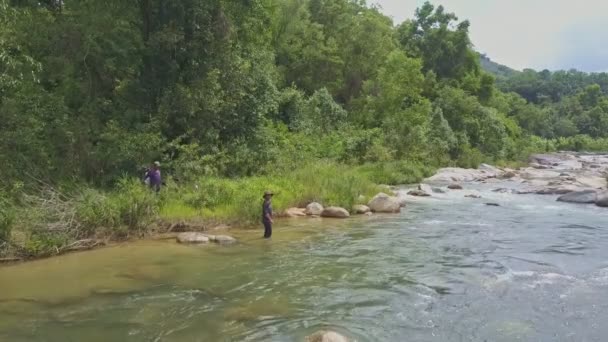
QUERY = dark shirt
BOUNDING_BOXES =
[262,200,272,222]
[145,168,161,186]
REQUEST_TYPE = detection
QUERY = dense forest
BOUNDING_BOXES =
[2,0,608,256]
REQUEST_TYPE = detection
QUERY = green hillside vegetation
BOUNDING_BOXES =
[1,0,607,258]
[479,54,518,79]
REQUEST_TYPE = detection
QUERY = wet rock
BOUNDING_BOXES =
[418,183,433,193]
[212,235,237,244]
[465,194,482,199]
[447,183,463,190]
[305,202,324,216]
[529,163,550,169]
[352,204,371,214]
[535,186,578,195]
[305,330,350,342]
[285,207,307,217]
[321,207,350,218]
[596,192,608,207]
[424,167,489,183]
[485,203,500,207]
[407,189,431,197]
[176,232,210,244]
[492,188,513,194]
[557,190,597,204]
[500,170,517,179]
[432,187,446,193]
[520,169,562,180]
[368,193,401,213]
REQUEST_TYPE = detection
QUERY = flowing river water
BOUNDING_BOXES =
[2,181,608,341]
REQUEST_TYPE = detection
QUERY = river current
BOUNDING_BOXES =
[1,181,608,341]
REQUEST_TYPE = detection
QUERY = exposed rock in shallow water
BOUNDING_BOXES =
[285,207,307,217]
[432,187,446,193]
[557,190,597,204]
[176,232,210,244]
[418,183,433,193]
[305,330,350,342]
[321,207,350,218]
[212,235,237,244]
[368,193,401,213]
[485,203,500,206]
[352,204,371,214]
[407,189,430,197]
[465,194,481,199]
[305,202,324,216]
[447,183,463,190]
[596,192,608,207]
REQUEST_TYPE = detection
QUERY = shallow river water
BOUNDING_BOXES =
[2,181,608,341]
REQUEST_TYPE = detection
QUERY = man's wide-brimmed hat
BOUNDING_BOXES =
[154,161,161,167]
[263,190,274,198]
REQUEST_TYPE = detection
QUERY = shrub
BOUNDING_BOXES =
[111,178,159,231]
[0,195,15,243]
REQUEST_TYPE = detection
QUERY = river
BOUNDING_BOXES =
[1,180,608,341]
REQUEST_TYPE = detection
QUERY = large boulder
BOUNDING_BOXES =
[305,330,350,342]
[285,207,307,217]
[596,191,608,207]
[176,232,209,244]
[352,204,371,214]
[368,193,401,213]
[557,190,597,204]
[321,207,350,218]
[305,202,324,216]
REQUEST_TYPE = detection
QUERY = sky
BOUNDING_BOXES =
[372,0,608,72]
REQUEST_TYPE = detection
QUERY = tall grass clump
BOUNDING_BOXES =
[356,161,435,185]
[0,194,15,244]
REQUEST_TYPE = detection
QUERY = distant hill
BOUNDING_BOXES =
[479,54,518,78]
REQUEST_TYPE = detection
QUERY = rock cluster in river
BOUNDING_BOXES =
[423,152,608,209]
[176,232,236,244]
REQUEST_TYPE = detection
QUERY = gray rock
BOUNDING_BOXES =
[284,207,307,217]
[212,235,237,244]
[321,207,350,218]
[465,194,482,198]
[407,189,431,197]
[447,183,463,190]
[432,187,446,193]
[485,203,500,207]
[176,232,210,244]
[557,190,597,204]
[352,204,371,214]
[368,193,401,213]
[596,191,608,207]
[305,202,324,216]
[418,183,433,193]
[305,330,350,342]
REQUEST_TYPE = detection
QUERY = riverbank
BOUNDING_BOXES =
[0,161,434,261]
[3,153,606,263]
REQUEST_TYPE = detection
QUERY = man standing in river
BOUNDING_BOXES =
[262,191,274,239]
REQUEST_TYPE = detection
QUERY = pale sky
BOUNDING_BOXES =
[373,0,608,72]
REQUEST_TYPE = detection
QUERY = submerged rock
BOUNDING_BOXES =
[485,203,500,207]
[305,330,350,342]
[465,194,482,199]
[321,207,350,218]
[557,190,597,204]
[352,204,371,214]
[305,202,324,216]
[447,183,463,190]
[176,232,209,244]
[407,189,431,197]
[432,187,446,193]
[368,193,401,213]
